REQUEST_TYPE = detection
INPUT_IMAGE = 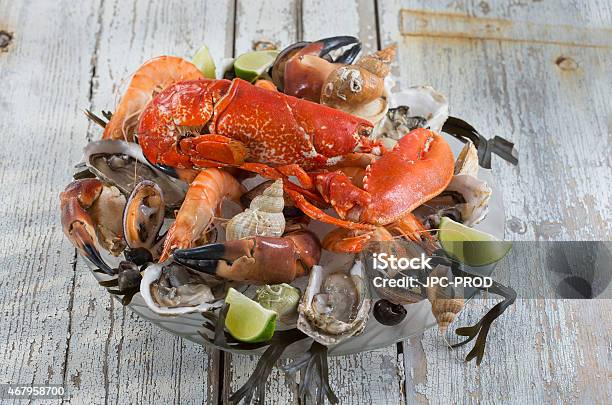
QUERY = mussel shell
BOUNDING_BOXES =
[123,180,165,251]
[82,140,187,210]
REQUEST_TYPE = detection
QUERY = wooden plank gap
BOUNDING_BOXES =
[373,0,382,50]
[296,0,304,42]
[60,248,79,391]
[401,8,612,48]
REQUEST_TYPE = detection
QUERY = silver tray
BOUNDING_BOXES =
[84,133,505,356]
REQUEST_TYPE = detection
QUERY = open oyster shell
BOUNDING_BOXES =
[297,261,371,346]
[140,262,224,315]
[80,140,187,210]
[375,85,449,147]
[414,174,492,229]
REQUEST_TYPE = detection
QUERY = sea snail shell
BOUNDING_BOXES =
[226,179,286,240]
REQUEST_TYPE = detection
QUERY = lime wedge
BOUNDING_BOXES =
[439,217,512,267]
[224,288,277,342]
[193,45,216,79]
[234,50,279,82]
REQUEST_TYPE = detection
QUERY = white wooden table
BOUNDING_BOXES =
[1,1,610,403]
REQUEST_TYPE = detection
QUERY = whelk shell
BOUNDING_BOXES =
[226,179,286,240]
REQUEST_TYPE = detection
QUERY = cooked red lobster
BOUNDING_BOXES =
[137,77,454,235]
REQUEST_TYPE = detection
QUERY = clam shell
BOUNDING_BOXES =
[81,140,187,210]
[297,261,371,346]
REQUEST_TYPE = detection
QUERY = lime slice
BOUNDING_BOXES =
[439,217,512,267]
[224,288,277,342]
[234,50,279,82]
[193,45,216,79]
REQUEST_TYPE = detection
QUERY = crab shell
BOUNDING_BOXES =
[82,140,187,210]
[297,260,371,346]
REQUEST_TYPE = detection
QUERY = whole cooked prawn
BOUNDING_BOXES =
[103,56,204,142]
[159,168,244,261]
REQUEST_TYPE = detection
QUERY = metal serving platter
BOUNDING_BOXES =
[84,132,505,357]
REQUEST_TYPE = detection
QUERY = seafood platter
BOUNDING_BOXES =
[60,37,518,403]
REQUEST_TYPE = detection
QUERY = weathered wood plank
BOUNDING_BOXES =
[234,0,298,54]
[0,1,100,405]
[378,0,611,403]
[61,1,234,404]
[302,2,407,404]
[224,1,301,403]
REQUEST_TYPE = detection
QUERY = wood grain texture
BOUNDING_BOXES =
[225,2,407,404]
[61,1,235,404]
[1,0,610,404]
[378,0,611,403]
[0,2,100,405]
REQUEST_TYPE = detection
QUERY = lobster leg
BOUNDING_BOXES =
[241,162,314,190]
[285,188,374,231]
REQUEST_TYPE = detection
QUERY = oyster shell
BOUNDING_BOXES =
[81,140,187,210]
[375,86,449,144]
[297,261,371,345]
[446,174,491,227]
[140,262,224,315]
[413,174,492,228]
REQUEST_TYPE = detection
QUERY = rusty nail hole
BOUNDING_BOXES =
[555,56,578,71]
[0,30,13,50]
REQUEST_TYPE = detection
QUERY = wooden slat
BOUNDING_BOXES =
[225,1,301,403]
[301,1,407,404]
[60,1,234,404]
[0,2,99,404]
[378,0,612,403]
